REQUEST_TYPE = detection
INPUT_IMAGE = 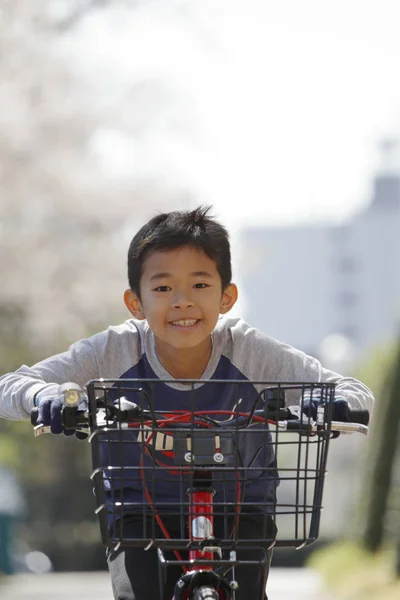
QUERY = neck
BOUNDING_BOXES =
[154,336,212,380]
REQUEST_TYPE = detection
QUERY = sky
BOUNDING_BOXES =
[58,0,400,229]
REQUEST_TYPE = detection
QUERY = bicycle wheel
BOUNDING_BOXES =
[193,586,220,600]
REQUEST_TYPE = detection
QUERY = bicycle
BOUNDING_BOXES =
[32,379,369,600]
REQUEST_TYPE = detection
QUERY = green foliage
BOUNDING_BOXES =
[308,540,400,599]
[353,341,397,399]
[310,341,400,595]
[360,340,400,554]
[0,302,112,569]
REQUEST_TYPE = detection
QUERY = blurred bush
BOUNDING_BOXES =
[309,340,400,594]
[358,340,400,566]
[309,541,400,600]
[0,314,108,570]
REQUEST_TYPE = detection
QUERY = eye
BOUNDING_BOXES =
[193,283,209,289]
[154,286,171,292]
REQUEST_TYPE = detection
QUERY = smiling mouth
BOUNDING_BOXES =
[169,319,200,327]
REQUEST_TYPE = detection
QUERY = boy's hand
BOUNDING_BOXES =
[35,389,88,439]
[302,395,351,422]
[36,395,64,434]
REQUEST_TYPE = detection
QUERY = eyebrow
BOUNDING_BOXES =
[149,271,213,281]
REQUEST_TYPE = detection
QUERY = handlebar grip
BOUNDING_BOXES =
[31,407,39,426]
[347,408,370,426]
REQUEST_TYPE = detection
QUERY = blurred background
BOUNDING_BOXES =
[0,0,399,598]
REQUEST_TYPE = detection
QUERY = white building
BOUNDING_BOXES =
[239,166,400,368]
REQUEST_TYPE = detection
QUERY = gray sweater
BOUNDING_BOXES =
[0,316,374,420]
[0,317,374,508]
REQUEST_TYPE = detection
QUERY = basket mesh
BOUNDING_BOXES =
[87,379,335,550]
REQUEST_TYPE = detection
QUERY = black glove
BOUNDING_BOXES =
[35,391,88,439]
[302,396,351,422]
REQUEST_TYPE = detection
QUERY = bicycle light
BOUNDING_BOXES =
[59,382,84,407]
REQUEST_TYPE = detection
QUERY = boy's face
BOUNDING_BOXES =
[124,245,238,352]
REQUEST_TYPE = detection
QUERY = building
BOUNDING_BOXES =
[239,163,400,368]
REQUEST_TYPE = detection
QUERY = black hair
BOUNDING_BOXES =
[127,206,232,296]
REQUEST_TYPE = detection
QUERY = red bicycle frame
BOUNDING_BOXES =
[189,473,215,565]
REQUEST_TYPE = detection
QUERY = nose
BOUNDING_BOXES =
[171,290,195,309]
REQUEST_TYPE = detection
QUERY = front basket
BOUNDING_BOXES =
[87,379,335,551]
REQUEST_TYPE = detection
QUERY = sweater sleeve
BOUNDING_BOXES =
[228,318,375,414]
[316,362,374,413]
[265,338,375,413]
[0,338,99,420]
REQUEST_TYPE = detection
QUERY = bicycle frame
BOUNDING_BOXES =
[156,464,273,600]
[189,476,215,565]
[161,470,228,600]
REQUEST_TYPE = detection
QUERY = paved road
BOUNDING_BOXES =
[0,569,336,599]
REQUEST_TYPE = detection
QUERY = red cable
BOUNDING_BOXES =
[132,408,273,575]
[127,410,275,429]
[139,451,188,572]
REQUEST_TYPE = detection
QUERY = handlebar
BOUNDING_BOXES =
[30,386,369,438]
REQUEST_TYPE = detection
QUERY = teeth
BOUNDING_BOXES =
[171,319,198,326]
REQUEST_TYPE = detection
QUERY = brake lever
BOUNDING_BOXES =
[105,397,144,422]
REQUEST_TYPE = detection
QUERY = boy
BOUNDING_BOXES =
[0,206,374,599]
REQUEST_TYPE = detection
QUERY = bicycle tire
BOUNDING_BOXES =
[193,586,220,600]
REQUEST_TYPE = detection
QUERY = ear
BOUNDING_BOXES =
[124,289,145,320]
[220,283,238,314]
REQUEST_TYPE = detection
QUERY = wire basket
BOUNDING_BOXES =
[87,379,335,551]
